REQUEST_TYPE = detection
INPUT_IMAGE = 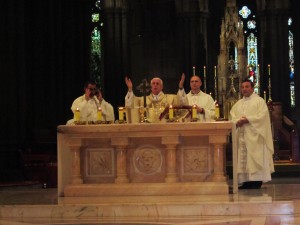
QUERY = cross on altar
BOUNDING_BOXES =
[137,79,151,107]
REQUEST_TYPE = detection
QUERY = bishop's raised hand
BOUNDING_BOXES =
[179,73,185,89]
[125,76,133,92]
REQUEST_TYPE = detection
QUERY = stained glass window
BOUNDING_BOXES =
[247,20,256,29]
[91,0,102,87]
[239,6,251,19]
[247,33,259,93]
[288,18,295,107]
[238,3,259,94]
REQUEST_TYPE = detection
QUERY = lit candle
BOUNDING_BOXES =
[192,104,197,119]
[268,64,271,76]
[75,108,80,122]
[214,66,217,78]
[264,91,267,102]
[215,103,220,119]
[203,66,206,79]
[97,107,102,121]
[169,105,174,119]
[193,66,196,76]
[118,107,124,121]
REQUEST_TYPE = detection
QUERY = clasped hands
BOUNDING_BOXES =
[236,116,248,127]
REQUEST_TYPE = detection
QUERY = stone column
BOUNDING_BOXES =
[209,135,228,182]
[102,0,129,110]
[162,136,180,183]
[257,0,290,105]
[69,143,83,184]
[112,137,129,183]
[175,0,208,76]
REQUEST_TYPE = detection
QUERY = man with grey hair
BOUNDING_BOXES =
[124,76,178,122]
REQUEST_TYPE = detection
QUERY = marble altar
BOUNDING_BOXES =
[57,122,233,197]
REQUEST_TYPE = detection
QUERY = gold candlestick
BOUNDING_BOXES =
[193,66,196,76]
[268,65,272,103]
[214,66,218,101]
[203,66,207,93]
[257,64,260,94]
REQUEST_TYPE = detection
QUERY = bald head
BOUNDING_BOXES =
[190,75,202,93]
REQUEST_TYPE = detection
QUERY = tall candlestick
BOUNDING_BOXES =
[264,91,267,102]
[214,66,217,100]
[267,64,272,102]
[268,77,272,103]
[193,66,196,76]
[214,66,217,77]
[203,66,207,93]
[257,64,260,94]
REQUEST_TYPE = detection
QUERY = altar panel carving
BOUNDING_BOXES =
[179,136,212,182]
[131,144,165,182]
[182,147,210,175]
[83,147,115,183]
[57,122,232,197]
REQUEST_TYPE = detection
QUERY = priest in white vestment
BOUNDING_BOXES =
[177,73,215,121]
[67,81,115,124]
[230,78,275,189]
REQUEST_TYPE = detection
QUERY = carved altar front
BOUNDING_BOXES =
[57,122,232,197]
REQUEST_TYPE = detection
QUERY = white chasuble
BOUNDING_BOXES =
[230,93,274,183]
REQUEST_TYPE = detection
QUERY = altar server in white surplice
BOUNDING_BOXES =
[68,80,98,124]
[177,73,215,121]
[67,80,114,125]
[230,78,274,189]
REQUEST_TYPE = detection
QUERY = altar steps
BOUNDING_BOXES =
[1,182,300,219]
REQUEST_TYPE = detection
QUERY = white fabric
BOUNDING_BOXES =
[125,91,176,108]
[67,94,115,124]
[230,93,275,184]
[96,99,115,122]
[177,89,215,121]
[125,91,177,122]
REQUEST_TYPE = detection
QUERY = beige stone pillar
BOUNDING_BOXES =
[209,135,227,182]
[112,137,129,183]
[162,136,180,183]
[69,143,83,184]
